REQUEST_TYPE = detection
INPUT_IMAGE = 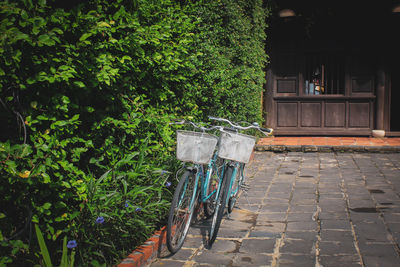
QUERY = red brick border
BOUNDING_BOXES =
[118,226,167,267]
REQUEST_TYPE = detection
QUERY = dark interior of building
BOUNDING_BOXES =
[268,0,400,133]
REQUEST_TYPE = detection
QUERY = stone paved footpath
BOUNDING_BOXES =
[147,152,400,267]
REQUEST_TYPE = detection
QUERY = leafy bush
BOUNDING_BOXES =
[0,0,268,265]
[0,0,190,264]
[191,0,268,123]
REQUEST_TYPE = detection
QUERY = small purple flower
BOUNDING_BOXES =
[161,170,168,175]
[67,240,77,249]
[135,207,142,212]
[165,181,171,188]
[125,201,129,208]
[95,216,105,224]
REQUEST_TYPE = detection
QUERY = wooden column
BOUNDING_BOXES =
[376,65,385,130]
[265,68,275,128]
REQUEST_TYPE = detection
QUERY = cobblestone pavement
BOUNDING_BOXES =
[147,152,400,267]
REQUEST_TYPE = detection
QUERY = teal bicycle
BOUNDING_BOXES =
[166,120,224,254]
[207,116,273,247]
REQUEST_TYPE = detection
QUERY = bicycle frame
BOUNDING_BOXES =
[200,150,226,203]
[177,152,226,212]
[177,166,201,213]
[197,133,246,213]
[227,161,245,199]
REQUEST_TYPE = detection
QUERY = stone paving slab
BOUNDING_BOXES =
[146,152,400,267]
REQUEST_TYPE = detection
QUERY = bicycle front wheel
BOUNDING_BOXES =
[208,164,232,247]
[167,170,199,254]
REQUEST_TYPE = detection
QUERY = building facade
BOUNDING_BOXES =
[264,1,400,136]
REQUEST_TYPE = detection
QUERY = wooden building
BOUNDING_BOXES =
[264,1,400,136]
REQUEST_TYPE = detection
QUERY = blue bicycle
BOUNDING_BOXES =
[166,120,224,254]
[207,116,273,247]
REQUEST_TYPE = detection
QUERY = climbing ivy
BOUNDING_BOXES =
[0,0,269,265]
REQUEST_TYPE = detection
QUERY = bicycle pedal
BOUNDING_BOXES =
[241,184,250,191]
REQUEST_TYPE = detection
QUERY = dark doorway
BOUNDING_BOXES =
[266,0,400,136]
[390,65,400,131]
[389,12,400,132]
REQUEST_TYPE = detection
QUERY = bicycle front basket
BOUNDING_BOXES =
[218,132,256,164]
[176,130,218,164]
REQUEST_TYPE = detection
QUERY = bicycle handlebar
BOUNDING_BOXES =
[171,117,274,136]
[208,116,273,135]
[170,119,220,132]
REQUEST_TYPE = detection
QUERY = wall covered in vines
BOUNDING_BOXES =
[0,0,269,265]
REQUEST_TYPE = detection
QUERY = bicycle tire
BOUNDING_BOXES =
[208,165,232,247]
[228,163,244,213]
[167,170,199,254]
[204,158,223,218]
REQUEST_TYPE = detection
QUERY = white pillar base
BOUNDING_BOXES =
[372,130,385,138]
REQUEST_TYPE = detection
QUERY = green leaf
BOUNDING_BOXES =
[31,101,38,109]
[38,0,46,7]
[21,146,33,158]
[71,114,80,121]
[15,32,29,42]
[51,27,63,34]
[42,203,52,210]
[96,169,111,186]
[5,160,17,174]
[34,224,52,267]
[38,34,55,46]
[61,236,68,266]
[121,179,128,195]
[97,22,111,28]
[51,121,67,128]
[69,251,75,267]
[69,211,79,220]
[79,33,92,41]
[120,55,132,63]
[37,115,49,120]
[61,96,70,104]
[27,77,36,84]
[31,215,39,223]
[41,173,51,183]
[61,181,71,188]
[21,10,28,20]
[73,81,85,88]
[55,201,67,209]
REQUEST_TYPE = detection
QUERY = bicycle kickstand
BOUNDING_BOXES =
[241,183,255,211]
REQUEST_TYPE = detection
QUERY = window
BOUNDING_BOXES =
[304,52,345,95]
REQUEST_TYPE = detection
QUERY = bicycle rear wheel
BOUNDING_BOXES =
[208,165,232,247]
[228,163,244,213]
[167,170,199,254]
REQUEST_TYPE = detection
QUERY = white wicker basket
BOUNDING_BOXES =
[176,130,218,164]
[218,132,256,163]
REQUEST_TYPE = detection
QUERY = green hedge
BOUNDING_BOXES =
[0,0,268,265]
[192,0,268,123]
